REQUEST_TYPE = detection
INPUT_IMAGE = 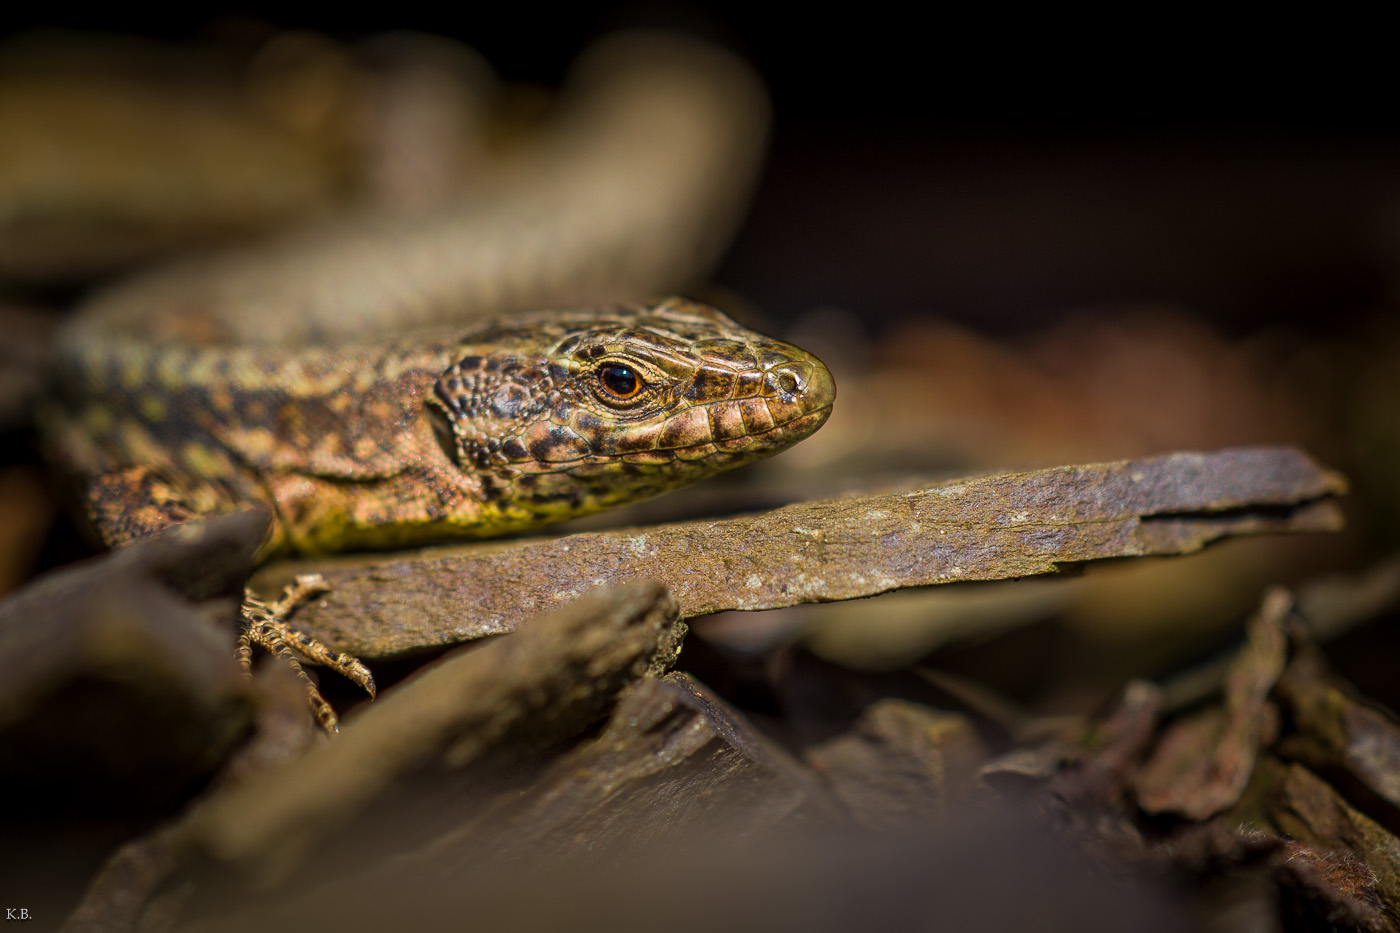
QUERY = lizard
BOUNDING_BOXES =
[42,33,836,732]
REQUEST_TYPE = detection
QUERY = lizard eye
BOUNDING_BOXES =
[597,362,643,399]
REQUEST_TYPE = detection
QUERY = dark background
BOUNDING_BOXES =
[6,4,1395,333]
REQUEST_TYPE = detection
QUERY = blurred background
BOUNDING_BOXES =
[6,5,1397,328]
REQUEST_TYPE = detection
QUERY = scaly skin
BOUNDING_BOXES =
[51,299,835,557]
[43,34,832,732]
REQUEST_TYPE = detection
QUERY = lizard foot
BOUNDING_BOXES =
[236,574,377,734]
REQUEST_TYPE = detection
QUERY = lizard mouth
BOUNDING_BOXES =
[678,403,834,456]
[541,401,836,474]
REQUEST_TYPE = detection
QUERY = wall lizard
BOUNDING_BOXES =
[43,33,836,731]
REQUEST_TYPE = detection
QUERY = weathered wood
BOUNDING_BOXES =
[264,446,1346,658]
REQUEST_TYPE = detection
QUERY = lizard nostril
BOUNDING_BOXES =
[769,355,835,412]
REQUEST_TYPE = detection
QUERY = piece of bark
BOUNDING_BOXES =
[978,744,1071,795]
[1134,588,1290,820]
[138,672,841,933]
[1050,679,1163,812]
[806,698,987,829]
[977,681,1160,861]
[1276,839,1391,933]
[60,819,190,933]
[408,672,840,868]
[183,580,684,886]
[262,446,1346,659]
[1262,758,1400,930]
[0,511,267,815]
[61,662,317,933]
[1274,650,1400,817]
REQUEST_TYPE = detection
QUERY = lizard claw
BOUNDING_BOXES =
[241,574,375,733]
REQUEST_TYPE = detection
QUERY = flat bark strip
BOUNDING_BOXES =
[265,446,1346,658]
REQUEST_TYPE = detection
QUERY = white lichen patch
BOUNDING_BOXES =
[928,483,967,498]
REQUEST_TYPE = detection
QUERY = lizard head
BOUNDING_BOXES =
[428,297,835,529]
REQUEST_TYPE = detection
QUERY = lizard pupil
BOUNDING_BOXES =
[599,363,641,398]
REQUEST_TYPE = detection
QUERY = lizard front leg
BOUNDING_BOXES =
[85,466,375,733]
[240,575,376,733]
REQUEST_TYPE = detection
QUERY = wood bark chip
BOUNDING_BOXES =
[1134,587,1291,819]
[1038,679,1164,814]
[404,672,841,869]
[1262,758,1400,929]
[185,580,684,884]
[0,510,268,812]
[1274,649,1400,820]
[806,698,987,830]
[262,445,1346,659]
